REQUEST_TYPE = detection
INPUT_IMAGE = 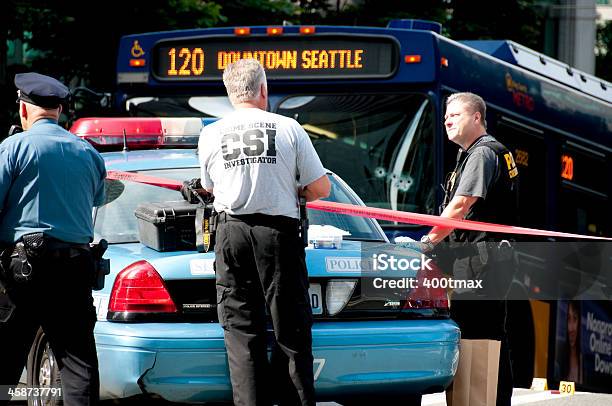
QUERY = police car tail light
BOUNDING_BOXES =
[326,279,357,316]
[404,260,449,310]
[108,260,177,313]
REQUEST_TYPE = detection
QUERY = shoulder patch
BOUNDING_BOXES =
[503,151,518,178]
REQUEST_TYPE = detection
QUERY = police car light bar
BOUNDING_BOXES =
[70,117,218,151]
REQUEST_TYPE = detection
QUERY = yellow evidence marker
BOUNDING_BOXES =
[558,381,575,396]
[530,378,548,391]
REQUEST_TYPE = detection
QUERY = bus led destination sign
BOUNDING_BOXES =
[153,36,397,80]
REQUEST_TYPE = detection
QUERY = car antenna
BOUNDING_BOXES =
[122,128,129,152]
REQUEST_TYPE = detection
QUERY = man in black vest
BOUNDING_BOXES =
[419,92,518,406]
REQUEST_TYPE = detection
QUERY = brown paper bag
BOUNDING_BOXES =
[446,339,501,406]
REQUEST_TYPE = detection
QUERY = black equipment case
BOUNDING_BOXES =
[134,201,198,251]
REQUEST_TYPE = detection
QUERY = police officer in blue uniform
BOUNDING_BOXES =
[0,72,106,406]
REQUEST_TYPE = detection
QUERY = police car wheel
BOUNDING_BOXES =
[27,327,61,406]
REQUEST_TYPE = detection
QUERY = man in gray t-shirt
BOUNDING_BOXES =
[199,59,330,406]
[199,107,327,219]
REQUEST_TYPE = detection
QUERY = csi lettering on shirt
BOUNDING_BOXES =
[221,125,277,169]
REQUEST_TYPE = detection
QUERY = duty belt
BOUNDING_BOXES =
[49,243,89,259]
[451,240,514,264]
[44,239,90,251]
[22,234,90,259]
[218,212,299,230]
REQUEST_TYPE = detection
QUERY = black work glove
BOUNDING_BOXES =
[180,178,212,204]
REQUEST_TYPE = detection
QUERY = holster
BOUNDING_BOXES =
[0,280,15,322]
[22,232,47,258]
[0,238,36,322]
[0,242,34,285]
[196,203,217,253]
[90,239,110,290]
[0,249,16,322]
[0,233,47,290]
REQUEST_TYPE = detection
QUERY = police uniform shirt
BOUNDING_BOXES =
[0,119,107,244]
[453,135,498,199]
[199,108,326,219]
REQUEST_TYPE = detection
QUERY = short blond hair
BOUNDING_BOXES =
[222,59,267,105]
[446,92,487,128]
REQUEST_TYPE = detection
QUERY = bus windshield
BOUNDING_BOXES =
[277,94,435,217]
[126,93,436,219]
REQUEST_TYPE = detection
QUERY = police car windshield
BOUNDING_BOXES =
[93,168,385,244]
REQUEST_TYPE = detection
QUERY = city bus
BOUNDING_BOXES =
[113,19,612,393]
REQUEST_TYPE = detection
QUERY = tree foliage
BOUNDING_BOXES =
[446,0,544,50]
[216,0,297,26]
[1,0,226,130]
[316,0,450,31]
[6,0,224,88]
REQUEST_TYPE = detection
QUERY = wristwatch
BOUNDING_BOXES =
[420,235,435,252]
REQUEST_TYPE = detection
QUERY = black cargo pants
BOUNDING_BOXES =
[450,255,515,406]
[0,245,99,406]
[215,212,315,406]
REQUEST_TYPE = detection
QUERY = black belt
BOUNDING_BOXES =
[43,237,90,259]
[0,239,90,270]
[451,240,513,260]
[44,238,90,251]
[450,244,479,259]
[218,212,299,230]
[18,234,90,259]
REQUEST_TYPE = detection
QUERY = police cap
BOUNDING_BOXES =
[15,72,70,109]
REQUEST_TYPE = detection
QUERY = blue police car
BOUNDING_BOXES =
[26,118,459,405]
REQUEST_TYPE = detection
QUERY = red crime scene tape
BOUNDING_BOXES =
[107,170,182,191]
[106,170,612,241]
[307,200,612,241]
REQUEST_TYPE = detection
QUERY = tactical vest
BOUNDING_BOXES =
[443,136,519,244]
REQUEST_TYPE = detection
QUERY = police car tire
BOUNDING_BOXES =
[27,327,61,406]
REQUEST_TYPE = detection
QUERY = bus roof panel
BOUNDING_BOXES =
[461,40,611,103]
[439,36,612,149]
